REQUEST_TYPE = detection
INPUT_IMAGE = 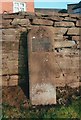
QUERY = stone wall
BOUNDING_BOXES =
[0,12,81,87]
[35,8,62,14]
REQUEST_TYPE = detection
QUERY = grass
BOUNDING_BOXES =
[2,96,81,119]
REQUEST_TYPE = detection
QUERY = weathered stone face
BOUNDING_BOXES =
[11,18,30,26]
[76,20,81,27]
[55,21,75,27]
[67,28,80,35]
[28,26,56,105]
[32,18,53,26]
[1,12,80,105]
[54,41,76,48]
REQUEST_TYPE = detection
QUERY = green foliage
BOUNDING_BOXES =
[2,97,81,119]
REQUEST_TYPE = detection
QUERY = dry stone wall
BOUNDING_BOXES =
[0,12,81,87]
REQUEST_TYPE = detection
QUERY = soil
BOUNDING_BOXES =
[2,85,29,109]
[2,85,80,109]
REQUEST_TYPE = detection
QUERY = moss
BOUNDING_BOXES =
[2,97,81,119]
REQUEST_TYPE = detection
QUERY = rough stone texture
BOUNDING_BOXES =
[1,12,80,87]
[54,41,76,48]
[72,36,80,41]
[59,13,69,17]
[2,41,19,53]
[2,19,12,27]
[0,12,80,105]
[52,28,68,35]
[32,18,53,26]
[48,27,68,39]
[76,20,81,27]
[2,86,80,108]
[28,26,56,105]
[2,35,17,41]
[64,17,76,22]
[69,14,81,19]
[2,75,18,86]
[53,35,64,41]
[9,75,18,86]
[56,86,80,105]
[67,28,80,35]
[2,60,18,75]
[54,21,75,27]
[48,16,64,21]
[11,18,30,26]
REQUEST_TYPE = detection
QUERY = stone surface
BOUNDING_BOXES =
[59,13,69,17]
[76,20,81,27]
[67,28,80,35]
[31,83,56,105]
[2,14,18,19]
[2,35,17,41]
[11,18,30,26]
[69,14,81,19]
[54,57,79,69]
[54,21,75,27]
[0,29,2,36]
[9,75,18,86]
[2,75,9,86]
[54,41,76,48]
[2,60,18,75]
[35,11,58,17]
[2,52,18,61]
[48,16,64,21]
[53,28,67,35]
[2,80,8,86]
[1,12,80,105]
[2,19,12,26]
[2,28,18,35]
[72,36,80,41]
[28,26,56,105]
[2,41,19,53]
[0,75,2,86]
[53,35,63,40]
[64,17,76,22]
[32,18,53,26]
[54,48,79,57]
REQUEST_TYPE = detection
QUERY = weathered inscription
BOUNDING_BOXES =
[32,38,52,52]
[28,26,56,105]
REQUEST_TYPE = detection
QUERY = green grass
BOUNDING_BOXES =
[2,97,81,119]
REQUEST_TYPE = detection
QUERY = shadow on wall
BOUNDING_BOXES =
[18,31,30,99]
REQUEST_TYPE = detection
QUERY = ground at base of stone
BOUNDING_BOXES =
[2,85,81,119]
[2,85,80,108]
